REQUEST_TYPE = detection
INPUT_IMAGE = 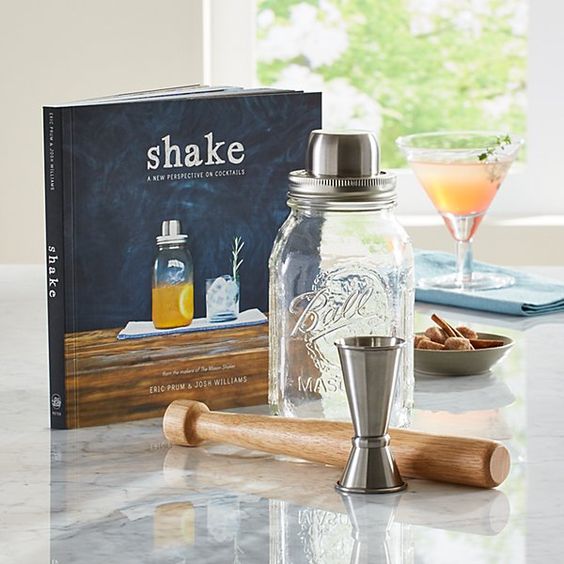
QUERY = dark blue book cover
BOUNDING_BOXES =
[44,89,321,428]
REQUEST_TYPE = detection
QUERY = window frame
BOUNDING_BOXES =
[206,0,561,217]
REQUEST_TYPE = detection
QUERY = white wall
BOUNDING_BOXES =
[0,0,207,264]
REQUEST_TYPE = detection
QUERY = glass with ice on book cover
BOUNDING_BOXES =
[43,85,321,428]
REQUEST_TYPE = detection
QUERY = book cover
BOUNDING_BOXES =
[43,87,321,428]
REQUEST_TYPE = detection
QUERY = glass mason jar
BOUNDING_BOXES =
[269,131,414,427]
[152,219,194,329]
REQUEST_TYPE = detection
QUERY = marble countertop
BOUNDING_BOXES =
[2,265,564,563]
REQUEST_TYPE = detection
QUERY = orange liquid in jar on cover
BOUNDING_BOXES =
[152,219,194,329]
[410,160,511,216]
[152,283,194,329]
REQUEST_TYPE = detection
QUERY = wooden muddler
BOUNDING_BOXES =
[163,400,510,489]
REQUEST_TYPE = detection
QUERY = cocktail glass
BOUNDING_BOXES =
[206,275,240,322]
[396,131,523,291]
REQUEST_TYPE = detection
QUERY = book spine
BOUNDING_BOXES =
[43,107,67,429]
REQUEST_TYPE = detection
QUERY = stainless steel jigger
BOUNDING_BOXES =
[335,336,407,494]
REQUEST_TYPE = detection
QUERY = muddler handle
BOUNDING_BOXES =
[163,400,510,489]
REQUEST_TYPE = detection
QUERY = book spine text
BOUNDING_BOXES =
[43,107,66,429]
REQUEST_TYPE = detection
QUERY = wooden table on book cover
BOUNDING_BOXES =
[64,323,269,428]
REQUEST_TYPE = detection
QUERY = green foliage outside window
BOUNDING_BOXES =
[257,0,527,168]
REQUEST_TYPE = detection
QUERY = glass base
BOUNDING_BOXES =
[208,311,238,323]
[418,272,515,291]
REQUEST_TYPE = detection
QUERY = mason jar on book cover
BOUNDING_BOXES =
[269,130,414,427]
[152,220,194,329]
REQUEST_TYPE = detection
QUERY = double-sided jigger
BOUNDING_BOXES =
[335,336,407,494]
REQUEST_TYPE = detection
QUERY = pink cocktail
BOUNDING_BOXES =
[397,132,523,291]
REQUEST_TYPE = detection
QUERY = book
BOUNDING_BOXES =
[43,85,321,428]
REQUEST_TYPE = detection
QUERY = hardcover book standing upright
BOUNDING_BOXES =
[44,86,321,428]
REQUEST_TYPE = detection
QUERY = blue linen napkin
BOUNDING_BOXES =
[415,251,564,316]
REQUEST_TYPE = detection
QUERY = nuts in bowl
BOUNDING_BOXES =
[415,314,514,376]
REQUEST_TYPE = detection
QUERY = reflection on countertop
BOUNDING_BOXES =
[2,266,564,563]
[48,427,512,564]
[415,372,516,414]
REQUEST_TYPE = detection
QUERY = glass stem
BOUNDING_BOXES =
[455,239,473,288]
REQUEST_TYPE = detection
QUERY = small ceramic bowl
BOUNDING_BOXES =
[414,332,514,376]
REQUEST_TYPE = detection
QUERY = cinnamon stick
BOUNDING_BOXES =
[430,314,456,337]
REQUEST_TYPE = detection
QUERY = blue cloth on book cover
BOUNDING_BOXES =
[117,308,267,339]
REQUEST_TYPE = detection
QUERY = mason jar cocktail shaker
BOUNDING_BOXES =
[269,130,414,427]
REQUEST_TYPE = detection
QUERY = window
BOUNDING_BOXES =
[257,0,526,169]
[208,1,564,217]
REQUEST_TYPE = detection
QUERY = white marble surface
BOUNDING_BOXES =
[1,265,564,563]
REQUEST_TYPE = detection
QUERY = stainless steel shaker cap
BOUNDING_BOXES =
[157,219,188,245]
[289,130,397,208]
